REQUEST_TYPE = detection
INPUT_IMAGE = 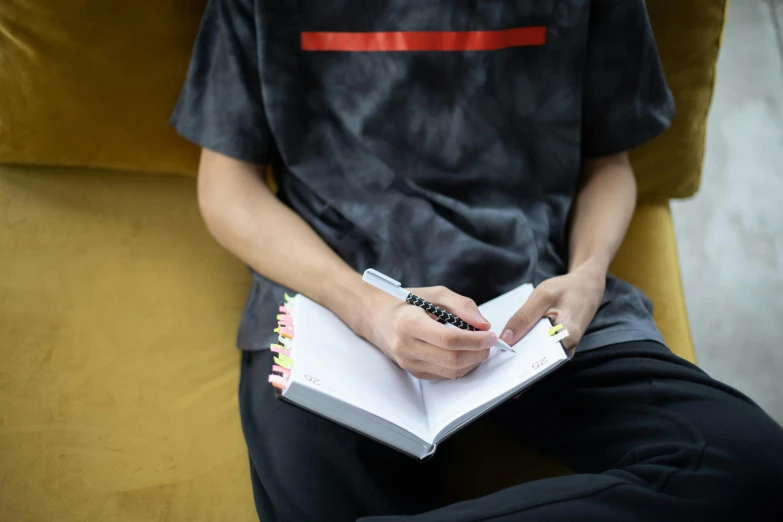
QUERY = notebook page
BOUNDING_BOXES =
[420,284,567,436]
[286,296,430,440]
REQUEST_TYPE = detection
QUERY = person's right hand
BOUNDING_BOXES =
[358,285,498,380]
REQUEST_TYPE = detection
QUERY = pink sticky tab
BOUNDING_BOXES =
[268,375,289,391]
[279,306,289,314]
[270,345,291,357]
[272,365,291,378]
[278,316,294,326]
[279,326,295,339]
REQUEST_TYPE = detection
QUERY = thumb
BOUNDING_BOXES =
[500,287,554,346]
[422,286,491,330]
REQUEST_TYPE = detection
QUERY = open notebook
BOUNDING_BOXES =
[268,284,569,459]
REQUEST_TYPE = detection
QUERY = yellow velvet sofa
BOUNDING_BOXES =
[0,1,727,520]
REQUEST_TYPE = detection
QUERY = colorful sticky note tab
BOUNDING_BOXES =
[274,353,294,369]
[551,329,569,343]
[274,326,294,338]
[284,293,292,303]
[270,344,291,357]
[268,374,289,391]
[279,326,294,338]
[274,326,294,339]
[272,365,291,378]
[548,324,564,336]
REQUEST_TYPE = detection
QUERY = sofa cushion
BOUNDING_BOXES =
[0,1,202,175]
[0,164,254,521]
[0,0,725,201]
[630,0,728,202]
[612,204,695,361]
[0,164,694,519]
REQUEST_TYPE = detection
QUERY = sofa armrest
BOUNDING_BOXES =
[610,204,695,362]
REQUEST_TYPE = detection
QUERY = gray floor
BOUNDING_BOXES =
[671,0,783,424]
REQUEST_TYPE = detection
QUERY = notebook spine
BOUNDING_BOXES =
[269,293,296,393]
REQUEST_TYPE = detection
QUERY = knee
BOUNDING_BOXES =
[730,459,783,513]
[703,445,783,515]
[648,422,783,514]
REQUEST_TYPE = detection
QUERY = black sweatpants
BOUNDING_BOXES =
[240,342,783,521]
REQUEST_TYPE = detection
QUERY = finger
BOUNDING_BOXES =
[407,311,498,351]
[404,351,488,380]
[552,312,579,358]
[399,336,491,370]
[458,360,484,377]
[411,286,490,330]
[405,359,463,379]
[542,305,583,358]
[500,286,556,346]
[410,371,443,380]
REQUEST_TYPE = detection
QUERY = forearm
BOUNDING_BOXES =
[568,152,637,275]
[197,149,373,334]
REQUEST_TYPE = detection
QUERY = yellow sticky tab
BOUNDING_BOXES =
[270,344,286,352]
[274,353,294,368]
[551,329,570,344]
[276,314,283,320]
[274,326,281,334]
[284,293,292,303]
[548,324,564,336]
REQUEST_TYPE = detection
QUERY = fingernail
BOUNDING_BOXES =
[483,332,498,349]
[475,312,490,325]
[500,329,514,344]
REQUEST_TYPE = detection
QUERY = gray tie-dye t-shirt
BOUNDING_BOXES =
[172,0,675,353]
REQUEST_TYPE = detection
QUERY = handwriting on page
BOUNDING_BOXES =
[304,374,321,386]
[532,357,548,370]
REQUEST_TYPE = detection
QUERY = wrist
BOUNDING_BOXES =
[569,255,609,283]
[319,270,379,339]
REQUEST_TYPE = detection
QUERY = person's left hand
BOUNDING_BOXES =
[499,265,607,357]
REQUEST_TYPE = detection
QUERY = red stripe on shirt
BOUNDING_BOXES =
[301,27,546,52]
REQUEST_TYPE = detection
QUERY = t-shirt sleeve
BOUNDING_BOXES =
[170,0,273,164]
[581,0,676,158]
